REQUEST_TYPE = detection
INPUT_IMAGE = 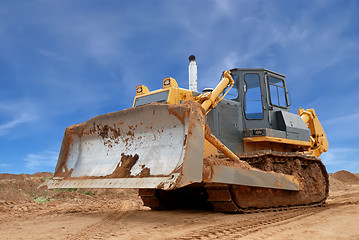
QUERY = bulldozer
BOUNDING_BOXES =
[43,55,329,213]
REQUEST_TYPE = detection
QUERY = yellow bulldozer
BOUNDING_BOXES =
[43,55,329,213]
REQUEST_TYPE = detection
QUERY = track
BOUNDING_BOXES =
[140,151,329,213]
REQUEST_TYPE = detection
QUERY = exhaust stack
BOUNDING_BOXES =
[188,55,197,92]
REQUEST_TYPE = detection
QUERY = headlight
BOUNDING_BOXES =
[164,79,170,86]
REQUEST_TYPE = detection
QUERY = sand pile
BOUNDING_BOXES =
[0,173,141,216]
[0,174,52,203]
[331,170,359,184]
[329,175,348,191]
[0,173,139,208]
[0,172,52,180]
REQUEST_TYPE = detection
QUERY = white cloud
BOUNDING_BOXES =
[211,0,240,21]
[38,48,67,61]
[321,147,359,173]
[36,4,126,67]
[0,163,11,168]
[213,0,232,12]
[320,111,359,142]
[0,98,39,136]
[0,113,37,136]
[323,113,359,126]
[24,150,58,170]
[223,52,241,69]
[322,147,358,162]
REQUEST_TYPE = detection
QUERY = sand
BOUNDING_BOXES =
[0,171,358,240]
[331,170,359,184]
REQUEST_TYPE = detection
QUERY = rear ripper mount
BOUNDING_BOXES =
[140,151,329,213]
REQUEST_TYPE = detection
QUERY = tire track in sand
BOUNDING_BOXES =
[172,206,327,240]
[65,201,137,240]
[66,200,359,240]
[173,201,359,240]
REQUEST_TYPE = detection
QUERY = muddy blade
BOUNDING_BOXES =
[45,103,205,190]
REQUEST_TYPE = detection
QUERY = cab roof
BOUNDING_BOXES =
[230,68,286,78]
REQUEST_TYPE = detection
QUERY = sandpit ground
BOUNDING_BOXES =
[0,170,359,240]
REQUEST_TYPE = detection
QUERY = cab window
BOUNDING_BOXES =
[268,76,287,108]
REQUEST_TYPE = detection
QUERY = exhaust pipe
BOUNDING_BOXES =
[188,55,197,92]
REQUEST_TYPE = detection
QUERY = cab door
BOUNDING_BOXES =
[239,70,270,130]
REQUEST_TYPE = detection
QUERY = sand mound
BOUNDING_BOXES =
[0,172,53,180]
[329,175,348,192]
[0,177,50,203]
[0,173,54,203]
[331,170,359,184]
[0,188,33,203]
[0,173,28,180]
[31,172,53,178]
[0,173,138,206]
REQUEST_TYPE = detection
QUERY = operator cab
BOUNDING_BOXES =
[226,68,290,115]
[208,68,309,154]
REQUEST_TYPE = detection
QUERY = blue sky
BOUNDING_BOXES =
[0,0,358,174]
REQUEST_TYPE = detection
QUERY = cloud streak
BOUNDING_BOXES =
[323,113,359,125]
[321,147,359,173]
[0,163,11,168]
[0,98,39,137]
[24,151,58,170]
[0,113,37,136]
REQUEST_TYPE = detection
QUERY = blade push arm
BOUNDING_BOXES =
[197,70,235,113]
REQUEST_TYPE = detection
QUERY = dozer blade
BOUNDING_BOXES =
[44,102,205,190]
